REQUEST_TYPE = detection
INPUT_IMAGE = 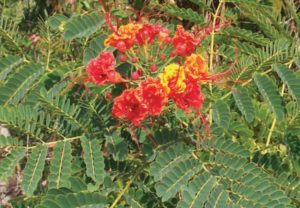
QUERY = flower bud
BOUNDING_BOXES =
[119,54,127,62]
[106,92,112,100]
[137,68,144,76]
[170,50,177,57]
[159,54,166,60]
[150,64,158,72]
[107,71,116,79]
[131,71,140,80]
[116,41,127,52]
[131,57,138,63]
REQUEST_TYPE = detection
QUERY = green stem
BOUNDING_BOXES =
[109,168,141,208]
[208,0,225,125]
[45,26,52,72]
[27,135,83,150]
[266,84,285,146]
[265,118,277,147]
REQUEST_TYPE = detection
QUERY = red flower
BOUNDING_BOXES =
[139,78,168,116]
[183,54,209,82]
[29,34,40,45]
[172,25,199,56]
[112,89,147,126]
[172,80,204,112]
[159,64,186,96]
[158,27,171,43]
[136,24,160,45]
[107,70,123,83]
[104,23,142,52]
[86,51,122,85]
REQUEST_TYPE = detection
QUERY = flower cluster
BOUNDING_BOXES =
[112,78,167,126]
[160,55,207,113]
[110,53,207,126]
[104,22,198,56]
[85,9,230,126]
[104,23,143,52]
[172,25,199,56]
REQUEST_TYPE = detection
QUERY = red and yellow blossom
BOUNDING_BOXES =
[112,89,148,126]
[159,63,186,95]
[139,78,168,116]
[112,78,168,125]
[172,80,205,112]
[136,24,161,45]
[172,25,199,56]
[105,22,170,51]
[158,27,171,43]
[86,4,231,128]
[183,54,209,82]
[86,51,123,85]
[105,22,142,52]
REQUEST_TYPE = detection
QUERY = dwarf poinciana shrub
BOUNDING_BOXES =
[85,15,228,131]
[0,0,300,207]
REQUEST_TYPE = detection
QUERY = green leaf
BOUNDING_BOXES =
[0,135,22,147]
[204,186,230,208]
[203,137,250,159]
[48,141,72,189]
[155,159,200,202]
[223,26,270,45]
[0,105,45,140]
[213,100,231,128]
[228,121,254,138]
[177,173,218,208]
[255,39,296,71]
[37,192,107,208]
[232,86,255,123]
[64,13,104,41]
[254,73,285,120]
[47,14,68,30]
[39,88,88,132]
[81,137,105,184]
[295,56,300,69]
[106,133,128,161]
[164,5,205,25]
[272,0,283,17]
[83,36,114,65]
[232,2,289,40]
[0,17,22,52]
[149,143,191,181]
[273,64,300,106]
[0,147,25,181]
[69,177,88,192]
[0,63,44,106]
[124,189,145,208]
[21,144,48,196]
[0,55,22,82]
[188,0,211,11]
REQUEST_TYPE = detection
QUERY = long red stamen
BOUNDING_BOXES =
[196,18,231,43]
[208,50,238,82]
[99,0,118,33]
[105,13,118,33]
[98,0,107,12]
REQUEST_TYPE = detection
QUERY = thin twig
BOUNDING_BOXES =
[26,135,83,150]
[266,61,293,146]
[109,168,141,208]
[208,0,225,124]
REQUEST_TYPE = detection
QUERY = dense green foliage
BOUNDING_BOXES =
[0,0,299,207]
